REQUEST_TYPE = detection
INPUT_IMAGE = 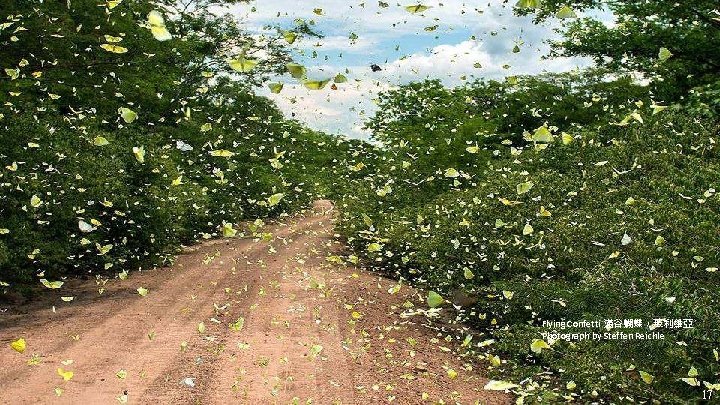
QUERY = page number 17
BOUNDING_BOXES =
[704,390,714,400]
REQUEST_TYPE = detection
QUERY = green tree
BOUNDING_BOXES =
[517,0,720,101]
[466,69,650,137]
[0,0,291,123]
[519,0,720,101]
[0,0,347,286]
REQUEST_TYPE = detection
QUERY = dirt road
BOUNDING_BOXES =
[0,201,511,404]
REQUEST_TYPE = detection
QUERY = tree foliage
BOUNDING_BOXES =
[518,0,720,101]
[0,0,346,285]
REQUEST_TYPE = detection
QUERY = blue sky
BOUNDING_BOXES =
[224,0,604,139]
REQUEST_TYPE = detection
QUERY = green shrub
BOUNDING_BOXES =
[338,111,720,403]
[0,108,347,286]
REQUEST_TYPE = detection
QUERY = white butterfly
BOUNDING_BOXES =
[78,220,94,233]
[176,140,193,151]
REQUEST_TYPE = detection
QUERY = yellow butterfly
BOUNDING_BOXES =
[405,4,430,13]
[57,368,74,381]
[148,11,172,41]
[228,57,258,73]
[100,44,128,54]
[103,35,123,43]
[532,126,554,143]
[530,338,550,353]
[658,47,673,62]
[267,193,284,206]
[286,63,306,79]
[303,79,330,90]
[118,107,137,123]
[516,181,534,195]
[10,338,26,353]
[209,150,235,158]
[268,83,283,94]
[281,30,297,44]
[556,5,577,19]
[40,279,64,289]
[516,0,541,9]
[132,146,145,163]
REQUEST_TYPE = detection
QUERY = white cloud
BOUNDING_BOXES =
[220,0,603,139]
[259,39,589,139]
[229,0,544,34]
[381,40,588,85]
[295,35,380,52]
[259,78,393,139]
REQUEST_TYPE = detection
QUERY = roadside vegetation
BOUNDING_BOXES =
[0,0,347,289]
[335,1,720,402]
[2,0,719,402]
